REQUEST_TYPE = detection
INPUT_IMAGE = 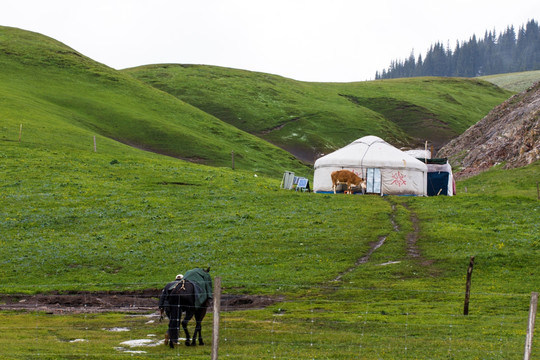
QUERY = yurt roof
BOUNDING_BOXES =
[314,135,427,171]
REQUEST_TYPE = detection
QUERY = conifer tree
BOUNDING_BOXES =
[376,19,540,79]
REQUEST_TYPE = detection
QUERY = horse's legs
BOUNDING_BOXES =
[182,309,195,346]
[194,306,208,345]
[168,303,181,349]
[193,319,202,346]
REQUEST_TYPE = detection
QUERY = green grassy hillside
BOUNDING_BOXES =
[1,136,538,358]
[481,69,540,92]
[2,129,538,295]
[0,26,309,177]
[125,65,512,161]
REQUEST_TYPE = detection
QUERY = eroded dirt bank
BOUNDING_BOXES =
[0,291,281,314]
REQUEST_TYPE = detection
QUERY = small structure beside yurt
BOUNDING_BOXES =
[404,149,431,160]
[313,136,428,196]
[422,158,455,196]
[404,149,455,196]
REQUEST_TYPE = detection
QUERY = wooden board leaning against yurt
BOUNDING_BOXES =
[313,136,428,196]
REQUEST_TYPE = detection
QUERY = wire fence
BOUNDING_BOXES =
[0,283,536,359]
[217,286,533,359]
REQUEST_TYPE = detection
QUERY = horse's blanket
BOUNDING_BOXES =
[183,268,213,308]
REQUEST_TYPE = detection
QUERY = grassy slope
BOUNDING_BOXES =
[1,137,538,358]
[125,64,512,160]
[481,69,540,92]
[0,26,309,177]
[0,141,393,292]
[2,135,538,294]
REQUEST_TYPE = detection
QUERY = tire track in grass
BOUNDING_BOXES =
[333,199,436,282]
[333,203,400,282]
[400,202,439,273]
[401,202,421,259]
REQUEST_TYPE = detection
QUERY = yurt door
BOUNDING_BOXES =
[366,168,382,194]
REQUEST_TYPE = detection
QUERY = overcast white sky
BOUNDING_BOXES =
[1,0,539,82]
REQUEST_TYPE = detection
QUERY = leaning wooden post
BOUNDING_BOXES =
[464,256,475,315]
[211,276,222,360]
[524,292,538,360]
[18,124,22,142]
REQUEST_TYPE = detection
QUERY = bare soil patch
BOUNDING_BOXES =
[0,290,282,314]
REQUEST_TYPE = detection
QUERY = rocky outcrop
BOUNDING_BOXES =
[437,82,540,178]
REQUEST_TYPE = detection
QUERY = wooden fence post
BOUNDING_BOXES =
[524,292,538,360]
[93,136,97,152]
[464,256,475,315]
[211,276,222,360]
[18,124,22,142]
[231,151,235,170]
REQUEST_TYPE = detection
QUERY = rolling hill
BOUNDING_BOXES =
[1,26,514,172]
[0,26,309,177]
[125,64,513,161]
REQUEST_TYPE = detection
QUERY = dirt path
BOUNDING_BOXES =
[401,202,421,258]
[0,291,281,314]
[333,202,399,281]
[333,235,388,282]
[400,201,439,272]
[332,199,435,282]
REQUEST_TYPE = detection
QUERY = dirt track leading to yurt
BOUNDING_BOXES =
[333,199,436,282]
[399,201,440,275]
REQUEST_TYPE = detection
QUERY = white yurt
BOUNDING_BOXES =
[313,135,428,196]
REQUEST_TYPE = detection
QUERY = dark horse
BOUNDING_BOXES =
[164,268,212,348]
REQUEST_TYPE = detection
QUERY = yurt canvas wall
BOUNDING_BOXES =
[314,136,428,196]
